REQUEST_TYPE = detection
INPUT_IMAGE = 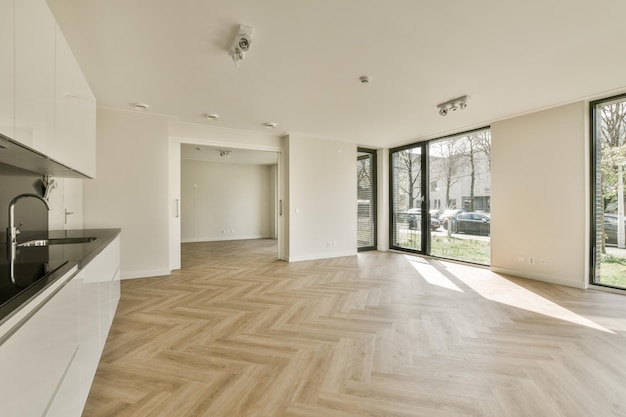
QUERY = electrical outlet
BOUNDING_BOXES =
[528,257,535,265]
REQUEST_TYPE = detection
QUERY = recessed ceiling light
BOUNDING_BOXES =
[132,103,149,111]
[264,122,277,128]
[359,75,371,84]
[195,147,202,151]
[204,113,219,121]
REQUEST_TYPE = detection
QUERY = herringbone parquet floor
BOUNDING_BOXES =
[82,240,626,417]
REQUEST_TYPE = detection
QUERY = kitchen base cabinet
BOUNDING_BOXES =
[46,349,81,417]
[0,231,121,417]
[78,235,121,410]
[0,272,79,417]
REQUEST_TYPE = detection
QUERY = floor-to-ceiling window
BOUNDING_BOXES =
[591,94,626,290]
[428,129,491,264]
[357,148,377,251]
[390,128,491,264]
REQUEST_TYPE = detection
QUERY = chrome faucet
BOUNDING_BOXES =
[7,193,51,247]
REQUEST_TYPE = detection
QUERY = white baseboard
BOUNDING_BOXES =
[121,269,171,280]
[181,235,271,243]
[490,266,586,289]
[287,251,357,262]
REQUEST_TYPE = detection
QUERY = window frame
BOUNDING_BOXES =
[388,126,491,263]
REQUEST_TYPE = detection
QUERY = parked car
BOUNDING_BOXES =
[451,212,491,236]
[604,213,626,245]
[440,209,466,230]
[429,209,443,219]
[406,208,441,231]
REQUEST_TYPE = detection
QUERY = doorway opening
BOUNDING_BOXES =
[169,140,283,271]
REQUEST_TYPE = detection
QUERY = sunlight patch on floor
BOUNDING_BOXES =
[438,261,614,334]
[406,255,464,293]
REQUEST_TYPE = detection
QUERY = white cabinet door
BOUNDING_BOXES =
[14,0,56,153]
[0,275,79,417]
[78,235,121,409]
[46,348,81,417]
[0,0,14,139]
[54,24,97,178]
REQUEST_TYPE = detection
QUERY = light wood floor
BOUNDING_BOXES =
[82,240,626,417]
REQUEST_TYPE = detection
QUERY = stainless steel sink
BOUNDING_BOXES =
[17,237,98,247]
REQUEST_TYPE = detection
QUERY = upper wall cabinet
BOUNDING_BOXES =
[0,0,14,139]
[2,0,96,179]
[54,24,96,178]
[14,0,56,154]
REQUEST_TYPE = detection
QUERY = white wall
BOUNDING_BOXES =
[491,101,588,288]
[285,134,357,261]
[181,159,275,242]
[169,120,282,151]
[84,108,170,279]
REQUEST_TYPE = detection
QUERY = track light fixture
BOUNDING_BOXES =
[437,95,469,116]
[229,25,253,67]
[219,150,232,158]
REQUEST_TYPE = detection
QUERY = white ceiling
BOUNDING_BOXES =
[47,0,626,148]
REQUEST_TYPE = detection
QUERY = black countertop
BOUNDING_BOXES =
[0,228,121,324]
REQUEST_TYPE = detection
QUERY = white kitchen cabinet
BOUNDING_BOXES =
[0,0,14,139]
[54,23,97,178]
[78,235,121,410]
[0,271,79,417]
[14,0,56,154]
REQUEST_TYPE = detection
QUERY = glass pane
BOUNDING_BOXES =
[593,98,626,289]
[428,130,491,265]
[391,146,422,251]
[357,150,375,249]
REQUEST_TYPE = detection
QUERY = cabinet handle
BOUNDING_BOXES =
[175,199,179,218]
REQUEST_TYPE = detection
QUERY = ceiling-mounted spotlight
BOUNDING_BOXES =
[132,103,149,111]
[437,95,469,116]
[229,25,253,67]
[263,122,277,128]
[219,150,232,158]
[203,113,219,121]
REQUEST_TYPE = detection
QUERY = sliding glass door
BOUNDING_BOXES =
[391,144,424,252]
[591,94,626,289]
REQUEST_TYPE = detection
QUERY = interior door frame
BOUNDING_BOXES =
[168,136,284,270]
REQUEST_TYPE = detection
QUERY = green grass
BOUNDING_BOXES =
[395,230,490,265]
[431,236,490,265]
[598,254,626,288]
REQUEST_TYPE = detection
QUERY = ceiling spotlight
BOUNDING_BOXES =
[219,150,232,158]
[359,75,371,84]
[263,122,277,128]
[229,25,253,67]
[437,95,469,116]
[203,113,219,121]
[132,103,149,111]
